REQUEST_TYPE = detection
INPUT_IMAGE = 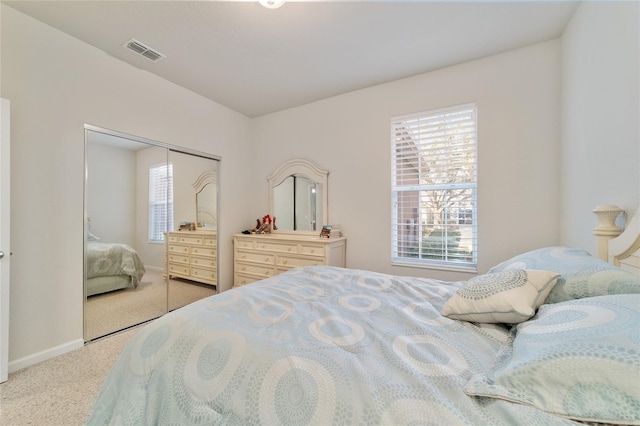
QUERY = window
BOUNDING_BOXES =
[149,163,173,242]
[391,103,477,270]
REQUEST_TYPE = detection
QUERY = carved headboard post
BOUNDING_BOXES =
[593,204,625,261]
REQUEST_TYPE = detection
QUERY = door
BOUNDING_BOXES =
[1,98,11,383]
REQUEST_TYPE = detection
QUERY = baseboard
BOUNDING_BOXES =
[145,265,163,273]
[8,338,85,373]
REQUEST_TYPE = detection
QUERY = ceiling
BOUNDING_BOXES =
[4,0,580,118]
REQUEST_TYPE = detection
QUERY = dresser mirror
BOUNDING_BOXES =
[267,159,328,233]
[194,171,217,229]
[84,125,219,342]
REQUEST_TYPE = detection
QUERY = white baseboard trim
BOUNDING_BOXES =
[145,265,163,273]
[8,338,85,373]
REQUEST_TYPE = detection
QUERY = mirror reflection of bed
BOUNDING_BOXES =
[84,127,219,342]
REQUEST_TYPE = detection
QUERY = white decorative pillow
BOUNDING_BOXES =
[465,294,640,425]
[441,269,559,323]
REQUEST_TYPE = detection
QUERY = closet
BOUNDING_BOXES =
[84,125,219,341]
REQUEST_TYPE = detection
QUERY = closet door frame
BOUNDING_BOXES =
[83,124,220,342]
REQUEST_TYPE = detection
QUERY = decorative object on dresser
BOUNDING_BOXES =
[233,233,346,287]
[166,230,217,286]
[320,224,341,238]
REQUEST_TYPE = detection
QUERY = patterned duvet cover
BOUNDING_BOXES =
[88,266,584,425]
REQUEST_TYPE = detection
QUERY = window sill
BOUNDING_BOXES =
[391,260,477,274]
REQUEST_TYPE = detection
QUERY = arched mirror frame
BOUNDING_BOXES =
[194,171,217,230]
[267,158,329,235]
[83,124,221,342]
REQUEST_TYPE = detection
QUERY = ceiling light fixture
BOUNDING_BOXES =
[259,0,285,9]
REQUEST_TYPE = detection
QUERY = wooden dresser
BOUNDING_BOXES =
[233,233,346,287]
[166,230,217,286]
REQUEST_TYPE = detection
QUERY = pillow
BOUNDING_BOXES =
[465,294,640,425]
[488,246,640,303]
[87,230,101,241]
[441,269,559,323]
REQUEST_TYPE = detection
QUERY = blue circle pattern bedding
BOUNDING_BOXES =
[88,263,638,425]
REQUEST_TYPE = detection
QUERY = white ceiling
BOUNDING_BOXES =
[4,0,580,118]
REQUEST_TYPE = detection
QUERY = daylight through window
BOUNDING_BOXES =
[391,103,477,270]
[149,163,174,242]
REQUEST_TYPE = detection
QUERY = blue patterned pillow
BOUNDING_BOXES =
[488,246,640,303]
[465,294,640,425]
[441,269,559,324]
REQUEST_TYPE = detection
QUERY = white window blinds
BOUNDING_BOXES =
[149,163,173,242]
[391,103,477,269]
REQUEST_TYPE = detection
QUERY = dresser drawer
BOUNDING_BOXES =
[300,243,324,257]
[204,237,216,247]
[235,250,275,265]
[168,244,190,255]
[168,253,189,265]
[235,262,275,279]
[234,273,259,287]
[255,241,297,254]
[177,235,203,245]
[277,255,324,269]
[191,246,216,257]
[168,263,190,276]
[191,267,216,283]
[235,239,255,250]
[191,255,216,268]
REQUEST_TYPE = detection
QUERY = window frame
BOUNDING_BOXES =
[391,103,478,273]
[148,162,174,244]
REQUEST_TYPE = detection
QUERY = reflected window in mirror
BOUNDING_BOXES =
[149,163,174,242]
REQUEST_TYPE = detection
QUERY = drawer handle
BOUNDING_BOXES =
[282,260,288,265]
[193,259,198,264]
[241,267,246,271]
[264,257,270,262]
[288,247,292,252]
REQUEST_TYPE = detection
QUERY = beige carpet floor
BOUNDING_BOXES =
[86,269,216,340]
[0,326,139,426]
[0,273,218,425]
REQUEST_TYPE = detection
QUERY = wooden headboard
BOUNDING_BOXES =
[593,205,640,274]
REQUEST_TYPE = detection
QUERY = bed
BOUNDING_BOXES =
[87,207,640,425]
[86,239,146,297]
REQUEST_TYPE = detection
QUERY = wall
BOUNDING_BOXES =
[560,1,640,253]
[252,40,562,280]
[86,141,136,247]
[1,5,253,368]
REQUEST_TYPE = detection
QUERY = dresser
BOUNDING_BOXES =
[166,230,217,286]
[233,233,346,287]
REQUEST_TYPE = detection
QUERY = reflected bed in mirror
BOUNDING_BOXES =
[268,159,328,234]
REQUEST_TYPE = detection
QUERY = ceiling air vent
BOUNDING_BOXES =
[123,39,165,62]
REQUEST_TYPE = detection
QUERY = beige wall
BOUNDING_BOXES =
[560,1,640,254]
[252,40,562,280]
[1,5,253,367]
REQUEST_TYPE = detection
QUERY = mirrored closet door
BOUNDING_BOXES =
[84,126,219,341]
